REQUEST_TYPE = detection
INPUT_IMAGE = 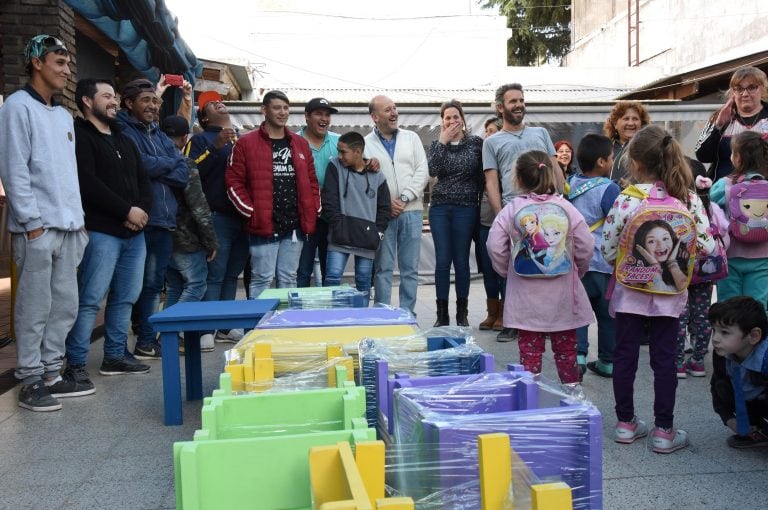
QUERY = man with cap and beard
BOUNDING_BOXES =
[0,34,88,411]
[116,77,188,360]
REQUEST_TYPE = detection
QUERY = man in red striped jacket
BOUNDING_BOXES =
[226,90,320,298]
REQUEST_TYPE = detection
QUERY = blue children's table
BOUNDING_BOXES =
[149,299,280,425]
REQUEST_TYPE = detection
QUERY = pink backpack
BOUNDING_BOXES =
[615,183,697,295]
[727,175,768,244]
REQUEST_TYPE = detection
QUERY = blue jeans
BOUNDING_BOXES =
[248,231,303,299]
[429,204,477,300]
[135,228,174,347]
[204,212,249,302]
[324,250,374,296]
[165,250,208,308]
[297,218,328,287]
[374,210,422,312]
[576,271,615,363]
[66,232,146,364]
[478,225,505,299]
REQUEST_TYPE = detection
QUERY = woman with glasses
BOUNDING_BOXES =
[554,140,575,178]
[696,66,768,181]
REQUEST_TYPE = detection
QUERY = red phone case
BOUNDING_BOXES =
[165,74,183,87]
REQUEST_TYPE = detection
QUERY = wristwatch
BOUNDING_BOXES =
[399,193,410,203]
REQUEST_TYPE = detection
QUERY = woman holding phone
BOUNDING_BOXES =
[695,66,768,181]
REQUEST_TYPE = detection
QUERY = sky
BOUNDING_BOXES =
[163,0,508,89]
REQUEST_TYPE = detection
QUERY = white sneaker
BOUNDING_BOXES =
[200,333,215,352]
[651,427,689,454]
[614,417,649,444]
[215,329,244,343]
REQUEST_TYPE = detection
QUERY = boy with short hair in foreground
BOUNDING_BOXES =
[709,296,768,448]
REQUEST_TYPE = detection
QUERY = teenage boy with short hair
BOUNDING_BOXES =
[709,296,768,448]
[567,133,620,379]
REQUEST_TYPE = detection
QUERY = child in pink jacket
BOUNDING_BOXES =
[487,150,595,384]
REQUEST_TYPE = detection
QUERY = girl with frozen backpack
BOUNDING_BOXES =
[602,125,716,454]
[487,150,595,385]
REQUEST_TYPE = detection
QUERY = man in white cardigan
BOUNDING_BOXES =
[364,95,428,313]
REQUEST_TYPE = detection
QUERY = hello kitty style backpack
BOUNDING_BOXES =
[727,174,768,244]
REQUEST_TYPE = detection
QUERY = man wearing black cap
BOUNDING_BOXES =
[0,34,88,411]
[184,91,248,345]
[116,78,189,360]
[65,78,153,385]
[296,97,341,288]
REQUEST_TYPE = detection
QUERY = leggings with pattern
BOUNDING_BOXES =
[676,282,713,364]
[518,329,579,384]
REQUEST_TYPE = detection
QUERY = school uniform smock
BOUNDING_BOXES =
[602,184,716,318]
[487,193,595,332]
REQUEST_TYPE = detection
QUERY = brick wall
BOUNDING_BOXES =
[0,0,77,112]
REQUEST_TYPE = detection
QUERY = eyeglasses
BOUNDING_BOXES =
[732,84,760,95]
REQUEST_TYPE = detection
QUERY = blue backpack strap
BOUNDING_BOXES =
[762,343,768,376]
[567,176,611,201]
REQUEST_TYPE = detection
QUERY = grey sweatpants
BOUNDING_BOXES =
[12,229,87,384]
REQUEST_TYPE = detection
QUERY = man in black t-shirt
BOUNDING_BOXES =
[226,90,320,298]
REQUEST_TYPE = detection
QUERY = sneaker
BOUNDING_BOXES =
[134,342,162,360]
[651,427,689,453]
[46,371,95,398]
[676,364,687,379]
[99,357,151,376]
[726,430,768,449]
[587,360,613,378]
[614,417,648,444]
[200,333,215,352]
[18,381,61,412]
[684,358,706,377]
[496,328,517,342]
[215,328,244,343]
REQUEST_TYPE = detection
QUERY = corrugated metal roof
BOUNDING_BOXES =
[253,86,633,104]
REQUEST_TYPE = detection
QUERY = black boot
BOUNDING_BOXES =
[433,299,449,327]
[456,298,469,327]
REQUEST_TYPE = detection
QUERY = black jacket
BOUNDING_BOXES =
[74,117,152,237]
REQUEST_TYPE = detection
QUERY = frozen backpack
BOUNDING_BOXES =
[512,200,572,278]
[615,183,697,294]
[727,175,768,244]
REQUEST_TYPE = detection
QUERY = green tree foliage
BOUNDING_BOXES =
[482,0,571,66]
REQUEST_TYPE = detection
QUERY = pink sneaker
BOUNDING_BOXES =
[651,427,689,453]
[676,364,687,379]
[684,359,706,377]
[614,417,648,444]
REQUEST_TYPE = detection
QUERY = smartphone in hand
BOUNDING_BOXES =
[165,74,184,87]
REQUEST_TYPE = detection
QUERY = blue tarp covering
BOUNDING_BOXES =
[63,0,201,85]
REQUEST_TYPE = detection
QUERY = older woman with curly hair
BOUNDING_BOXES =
[603,101,651,184]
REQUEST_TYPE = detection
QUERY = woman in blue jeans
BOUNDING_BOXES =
[427,100,484,326]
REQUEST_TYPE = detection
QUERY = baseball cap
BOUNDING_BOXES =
[121,78,155,101]
[197,90,223,117]
[305,97,338,114]
[24,34,68,63]
[160,115,190,137]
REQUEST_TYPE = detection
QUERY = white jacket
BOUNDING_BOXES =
[364,128,428,212]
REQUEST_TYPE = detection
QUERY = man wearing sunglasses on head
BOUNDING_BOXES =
[0,35,89,412]
[116,78,189,361]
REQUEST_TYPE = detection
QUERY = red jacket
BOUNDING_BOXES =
[226,124,320,236]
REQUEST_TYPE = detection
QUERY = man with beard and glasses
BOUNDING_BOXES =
[64,79,153,387]
[482,83,556,342]
[0,34,88,411]
[116,78,189,360]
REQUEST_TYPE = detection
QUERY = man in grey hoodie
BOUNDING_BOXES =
[0,35,88,411]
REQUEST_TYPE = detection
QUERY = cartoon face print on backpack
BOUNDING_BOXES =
[739,198,768,227]
[513,203,571,277]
